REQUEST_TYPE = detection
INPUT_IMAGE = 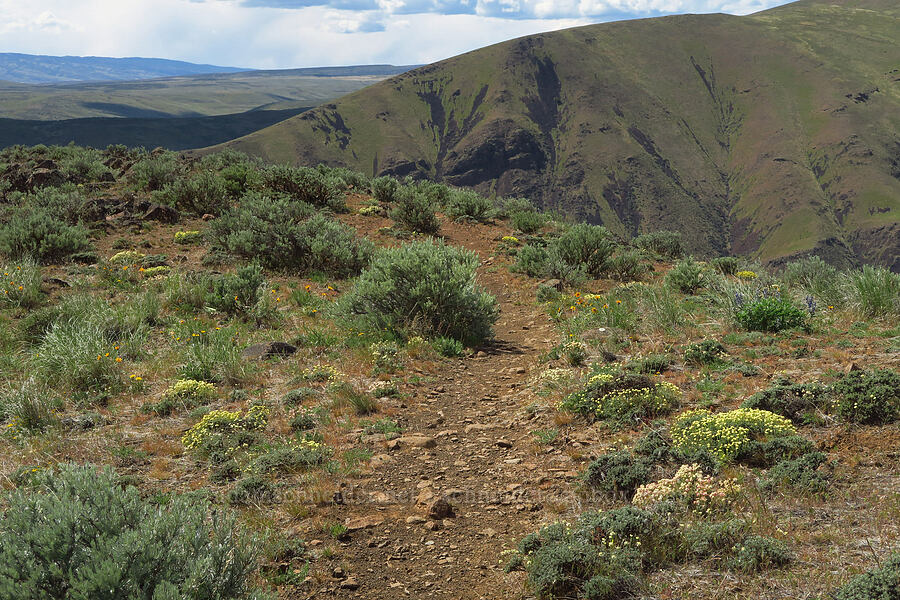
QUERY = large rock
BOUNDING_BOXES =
[26,168,66,190]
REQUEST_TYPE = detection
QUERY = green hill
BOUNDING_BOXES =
[213,0,900,270]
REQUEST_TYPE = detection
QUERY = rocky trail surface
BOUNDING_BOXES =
[301,228,581,599]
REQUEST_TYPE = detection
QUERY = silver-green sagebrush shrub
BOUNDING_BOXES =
[390,186,440,234]
[0,463,269,600]
[337,239,499,346]
[208,192,373,276]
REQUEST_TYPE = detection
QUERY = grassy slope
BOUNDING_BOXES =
[0,68,412,121]
[214,0,900,268]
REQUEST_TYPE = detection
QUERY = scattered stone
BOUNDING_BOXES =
[427,497,454,520]
[496,439,513,449]
[425,520,442,531]
[339,577,360,590]
[845,362,863,374]
[333,567,345,578]
[344,515,384,532]
[464,423,494,434]
[141,203,179,224]
[391,435,437,449]
[27,168,66,189]
[241,341,297,360]
[406,516,427,524]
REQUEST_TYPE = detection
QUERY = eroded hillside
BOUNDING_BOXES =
[214,0,900,270]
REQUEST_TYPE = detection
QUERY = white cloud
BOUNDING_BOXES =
[0,0,790,67]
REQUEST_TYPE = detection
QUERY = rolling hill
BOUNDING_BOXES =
[0,65,417,121]
[0,52,243,84]
[214,0,900,270]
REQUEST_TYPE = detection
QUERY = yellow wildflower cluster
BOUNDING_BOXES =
[736,270,757,280]
[587,381,680,418]
[162,379,217,404]
[671,408,796,462]
[182,405,269,451]
[141,266,170,278]
[633,463,741,514]
[501,235,521,245]
[109,250,145,265]
[174,231,202,244]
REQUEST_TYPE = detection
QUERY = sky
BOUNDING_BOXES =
[0,0,793,69]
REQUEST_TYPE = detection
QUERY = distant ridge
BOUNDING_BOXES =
[0,53,244,84]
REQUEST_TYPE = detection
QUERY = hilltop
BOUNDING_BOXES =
[214,0,900,270]
[0,145,898,599]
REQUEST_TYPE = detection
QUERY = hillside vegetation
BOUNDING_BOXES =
[0,144,898,599]
[214,0,900,271]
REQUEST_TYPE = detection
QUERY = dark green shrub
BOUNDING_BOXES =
[445,189,493,222]
[433,336,464,357]
[711,256,740,275]
[0,207,91,263]
[220,163,263,198]
[130,153,180,191]
[741,379,827,422]
[371,176,398,203]
[552,223,615,278]
[204,263,266,316]
[735,297,806,332]
[665,257,706,294]
[208,193,372,276]
[507,506,672,600]
[633,231,683,259]
[0,463,265,599]
[763,451,829,494]
[227,475,278,506]
[337,239,498,346]
[262,165,345,211]
[633,426,677,464]
[833,553,900,600]
[289,407,318,431]
[683,519,747,558]
[157,171,229,216]
[624,353,671,374]
[607,249,651,282]
[515,244,549,278]
[562,372,681,424]
[582,451,651,499]
[830,368,900,424]
[683,340,728,366]
[510,210,545,234]
[729,536,791,572]
[391,187,439,234]
[281,387,320,406]
[250,440,329,474]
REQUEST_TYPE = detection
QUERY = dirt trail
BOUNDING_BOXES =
[307,226,577,599]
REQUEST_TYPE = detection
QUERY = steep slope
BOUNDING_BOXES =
[216,0,900,269]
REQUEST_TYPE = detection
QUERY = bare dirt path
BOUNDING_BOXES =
[304,224,582,599]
